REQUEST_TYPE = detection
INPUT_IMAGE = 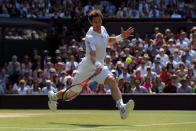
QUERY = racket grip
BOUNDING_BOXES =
[89,73,97,79]
[89,68,102,79]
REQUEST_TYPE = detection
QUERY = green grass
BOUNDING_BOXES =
[0,110,196,131]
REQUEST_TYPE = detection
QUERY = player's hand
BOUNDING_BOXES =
[121,27,134,40]
[95,65,102,75]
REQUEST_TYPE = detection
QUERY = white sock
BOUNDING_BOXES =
[116,99,125,109]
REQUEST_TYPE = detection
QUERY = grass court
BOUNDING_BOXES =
[0,110,196,131]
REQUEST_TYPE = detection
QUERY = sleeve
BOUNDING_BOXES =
[102,26,109,38]
[85,36,96,52]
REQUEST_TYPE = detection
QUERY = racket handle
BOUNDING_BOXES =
[89,68,102,79]
[89,73,97,79]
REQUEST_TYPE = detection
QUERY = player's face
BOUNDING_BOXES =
[91,16,102,33]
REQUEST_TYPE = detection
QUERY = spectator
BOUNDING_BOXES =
[95,84,107,94]
[56,82,66,92]
[8,55,21,75]
[133,79,148,93]
[137,60,147,77]
[155,48,169,67]
[144,66,157,82]
[152,59,161,74]
[163,77,177,93]
[142,76,152,93]
[5,81,15,94]
[0,68,9,88]
[119,67,130,81]
[66,55,78,74]
[160,66,171,85]
[105,55,112,70]
[0,80,4,95]
[81,85,92,94]
[65,75,73,89]
[153,75,165,93]
[29,80,41,95]
[17,80,28,95]
[123,81,132,93]
[42,80,56,94]
[171,10,182,18]
[177,78,192,93]
[131,33,143,46]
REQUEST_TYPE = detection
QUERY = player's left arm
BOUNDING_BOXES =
[107,27,134,46]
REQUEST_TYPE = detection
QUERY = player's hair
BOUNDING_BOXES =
[88,10,103,23]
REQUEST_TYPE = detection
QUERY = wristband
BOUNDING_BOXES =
[116,35,123,42]
[95,61,101,67]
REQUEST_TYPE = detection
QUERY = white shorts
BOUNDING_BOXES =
[72,58,113,85]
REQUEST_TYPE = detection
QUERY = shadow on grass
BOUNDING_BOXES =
[48,122,129,128]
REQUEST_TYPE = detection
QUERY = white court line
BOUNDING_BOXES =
[0,122,195,131]
[0,127,65,130]
[0,126,136,131]
[133,121,196,127]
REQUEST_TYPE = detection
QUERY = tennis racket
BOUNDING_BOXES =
[62,72,97,101]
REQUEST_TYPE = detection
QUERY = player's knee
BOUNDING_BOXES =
[105,75,116,87]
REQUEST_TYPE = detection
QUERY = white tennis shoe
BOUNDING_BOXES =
[48,91,57,112]
[120,99,135,120]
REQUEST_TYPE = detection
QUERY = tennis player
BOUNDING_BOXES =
[48,10,135,120]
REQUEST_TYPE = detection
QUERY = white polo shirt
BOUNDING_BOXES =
[85,26,109,65]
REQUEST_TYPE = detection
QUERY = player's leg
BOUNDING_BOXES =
[104,75,134,119]
[48,71,89,111]
[95,66,134,119]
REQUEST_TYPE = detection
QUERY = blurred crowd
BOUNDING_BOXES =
[4,28,47,40]
[0,0,195,19]
[0,26,196,95]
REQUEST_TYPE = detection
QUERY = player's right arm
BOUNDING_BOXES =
[86,36,102,75]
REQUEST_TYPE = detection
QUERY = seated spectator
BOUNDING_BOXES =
[144,66,157,82]
[177,78,192,93]
[151,60,161,74]
[151,82,159,94]
[118,76,125,92]
[177,62,187,77]
[88,81,98,93]
[56,82,66,92]
[66,55,78,74]
[153,75,165,93]
[81,85,92,94]
[160,66,171,85]
[17,80,28,95]
[123,81,132,93]
[171,10,182,18]
[137,60,147,77]
[115,61,123,77]
[95,84,107,94]
[29,80,41,95]
[192,59,196,74]
[155,48,169,67]
[166,62,175,74]
[119,67,130,81]
[59,71,67,85]
[5,81,15,94]
[142,76,152,93]
[0,80,4,95]
[133,79,148,93]
[8,55,21,75]
[42,80,56,94]
[167,55,179,69]
[163,77,177,93]
[105,55,112,70]
[0,68,9,88]
[170,74,180,87]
